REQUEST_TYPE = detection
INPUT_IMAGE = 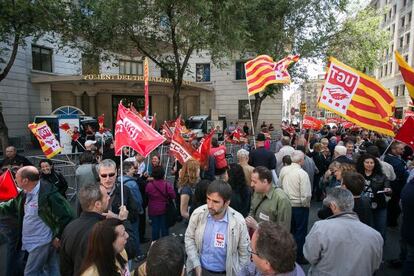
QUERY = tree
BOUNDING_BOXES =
[58,0,249,117]
[326,7,389,72]
[241,0,350,129]
[0,0,67,153]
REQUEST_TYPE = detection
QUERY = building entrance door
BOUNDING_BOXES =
[112,95,151,127]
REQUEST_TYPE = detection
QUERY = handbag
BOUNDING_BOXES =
[153,181,178,228]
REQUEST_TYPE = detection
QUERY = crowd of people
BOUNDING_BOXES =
[0,121,413,276]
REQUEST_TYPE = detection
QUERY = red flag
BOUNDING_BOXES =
[170,125,199,165]
[151,113,157,129]
[341,121,354,129]
[59,123,70,131]
[114,103,165,157]
[0,170,18,201]
[197,130,215,167]
[98,114,105,133]
[395,116,414,150]
[161,121,173,142]
[303,116,323,130]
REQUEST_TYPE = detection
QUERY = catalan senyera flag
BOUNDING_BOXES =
[144,57,149,122]
[395,51,414,102]
[318,57,395,136]
[245,54,299,96]
[29,121,62,158]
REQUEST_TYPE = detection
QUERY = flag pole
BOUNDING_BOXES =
[164,155,170,179]
[120,146,124,206]
[380,139,394,160]
[248,95,256,148]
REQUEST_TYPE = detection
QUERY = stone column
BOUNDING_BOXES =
[86,90,98,116]
[72,91,84,109]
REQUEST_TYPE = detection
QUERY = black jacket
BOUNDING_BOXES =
[60,211,138,276]
[363,173,390,210]
[248,147,276,170]
[41,171,68,198]
[401,178,414,245]
[110,183,139,223]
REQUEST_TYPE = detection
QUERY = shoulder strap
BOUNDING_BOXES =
[253,195,267,217]
[153,181,168,200]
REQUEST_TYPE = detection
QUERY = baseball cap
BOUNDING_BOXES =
[85,140,97,147]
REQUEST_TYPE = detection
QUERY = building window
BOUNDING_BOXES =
[401,17,405,27]
[196,63,211,82]
[400,36,404,48]
[395,86,399,96]
[239,99,255,120]
[395,107,403,119]
[391,44,394,53]
[389,62,393,74]
[404,0,408,7]
[394,4,397,15]
[32,45,52,72]
[385,64,388,76]
[406,33,410,45]
[391,24,395,35]
[405,55,409,62]
[409,12,412,23]
[119,60,143,75]
[235,61,246,80]
[82,54,100,74]
[401,84,406,96]
[160,63,174,78]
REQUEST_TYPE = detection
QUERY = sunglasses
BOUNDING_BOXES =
[100,173,116,178]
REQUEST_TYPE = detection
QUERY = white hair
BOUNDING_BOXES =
[237,149,249,160]
[334,145,347,156]
[291,150,305,163]
[323,187,354,212]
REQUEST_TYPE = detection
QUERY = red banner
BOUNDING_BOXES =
[170,125,199,165]
[114,103,165,157]
[395,116,414,150]
[303,115,323,130]
[197,130,215,167]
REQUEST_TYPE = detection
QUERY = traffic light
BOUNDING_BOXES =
[300,102,307,115]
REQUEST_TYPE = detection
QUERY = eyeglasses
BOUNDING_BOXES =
[247,248,260,257]
[100,173,116,178]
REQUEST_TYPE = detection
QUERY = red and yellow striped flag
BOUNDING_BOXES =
[395,51,414,102]
[245,54,299,96]
[318,57,396,136]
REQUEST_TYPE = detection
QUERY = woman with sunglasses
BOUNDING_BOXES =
[39,159,68,198]
[80,218,130,276]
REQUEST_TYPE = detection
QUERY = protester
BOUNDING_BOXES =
[239,221,305,276]
[146,155,161,176]
[304,188,383,276]
[191,179,212,213]
[145,166,176,241]
[185,180,250,276]
[0,146,32,168]
[401,178,414,275]
[210,137,228,178]
[39,159,68,198]
[249,133,276,171]
[228,163,251,217]
[296,145,319,191]
[356,153,391,240]
[237,149,254,187]
[178,159,200,220]
[247,166,291,232]
[384,141,409,227]
[139,236,185,276]
[275,136,295,175]
[332,145,355,164]
[279,150,312,264]
[366,145,396,182]
[79,218,130,276]
[243,122,249,136]
[118,161,145,260]
[312,142,330,201]
[0,166,75,275]
[60,183,129,276]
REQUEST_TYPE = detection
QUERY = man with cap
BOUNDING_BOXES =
[248,133,276,170]
[84,140,97,151]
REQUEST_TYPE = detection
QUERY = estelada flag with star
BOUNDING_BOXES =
[0,169,19,201]
[395,116,414,150]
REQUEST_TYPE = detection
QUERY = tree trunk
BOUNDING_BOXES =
[173,85,181,118]
[252,95,263,134]
[0,111,9,155]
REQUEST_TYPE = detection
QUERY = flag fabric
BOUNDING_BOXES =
[144,57,149,121]
[395,51,414,102]
[98,114,105,133]
[245,54,299,96]
[318,57,395,136]
[395,116,414,150]
[114,103,165,157]
[170,125,199,165]
[151,113,157,129]
[0,170,18,201]
[302,115,324,130]
[341,121,354,129]
[196,130,215,167]
[406,109,414,118]
[29,121,62,158]
[161,121,173,142]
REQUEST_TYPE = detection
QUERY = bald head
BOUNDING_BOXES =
[15,166,40,192]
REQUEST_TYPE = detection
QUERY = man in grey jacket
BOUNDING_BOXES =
[185,180,250,276]
[303,187,383,276]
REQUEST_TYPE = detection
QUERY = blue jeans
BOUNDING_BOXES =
[372,208,387,241]
[131,221,143,256]
[24,242,59,276]
[150,215,168,241]
[291,207,309,259]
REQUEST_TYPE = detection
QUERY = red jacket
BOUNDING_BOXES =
[210,145,227,169]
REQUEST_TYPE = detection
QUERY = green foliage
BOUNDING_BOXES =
[326,7,389,72]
